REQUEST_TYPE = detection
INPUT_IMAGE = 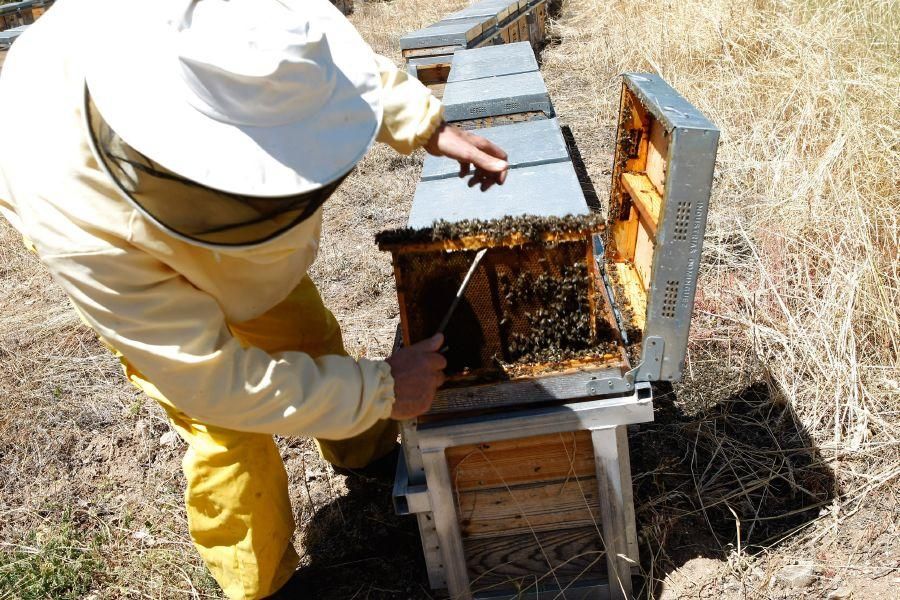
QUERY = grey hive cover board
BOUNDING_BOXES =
[446,0,519,23]
[400,17,485,50]
[447,42,538,83]
[407,161,588,229]
[442,70,552,122]
[421,118,569,181]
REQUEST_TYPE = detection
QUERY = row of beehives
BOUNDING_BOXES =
[0,0,52,35]
[401,0,549,96]
[409,41,585,232]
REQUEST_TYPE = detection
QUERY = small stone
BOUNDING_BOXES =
[827,588,851,599]
[776,564,816,588]
[159,430,180,447]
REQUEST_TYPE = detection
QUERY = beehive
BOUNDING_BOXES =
[387,29,719,599]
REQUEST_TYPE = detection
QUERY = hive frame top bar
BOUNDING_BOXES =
[623,73,718,132]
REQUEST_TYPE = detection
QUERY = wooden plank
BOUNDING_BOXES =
[402,44,462,59]
[422,450,473,599]
[634,221,653,292]
[508,22,520,43]
[447,430,595,492]
[457,476,602,539]
[465,526,607,592]
[623,89,650,174]
[611,206,638,261]
[612,261,647,331]
[518,14,530,41]
[621,172,661,238]
[645,118,668,195]
[616,426,640,564]
[592,428,633,599]
[426,82,446,99]
[416,62,451,84]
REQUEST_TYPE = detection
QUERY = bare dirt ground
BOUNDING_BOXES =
[1,1,898,599]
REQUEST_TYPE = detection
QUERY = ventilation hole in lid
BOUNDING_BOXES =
[662,279,680,318]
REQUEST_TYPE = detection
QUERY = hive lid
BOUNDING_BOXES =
[446,0,521,24]
[442,70,552,122]
[421,118,568,181]
[407,160,588,230]
[447,41,538,83]
[600,72,720,387]
[400,17,488,50]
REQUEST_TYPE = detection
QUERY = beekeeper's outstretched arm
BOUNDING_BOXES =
[373,55,509,189]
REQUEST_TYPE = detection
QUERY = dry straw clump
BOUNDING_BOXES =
[543,0,899,493]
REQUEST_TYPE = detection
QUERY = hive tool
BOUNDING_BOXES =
[436,248,488,335]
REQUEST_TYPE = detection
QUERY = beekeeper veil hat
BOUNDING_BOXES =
[82,0,383,247]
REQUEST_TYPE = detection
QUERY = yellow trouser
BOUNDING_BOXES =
[120,277,398,599]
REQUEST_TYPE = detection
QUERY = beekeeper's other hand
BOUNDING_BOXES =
[424,122,509,191]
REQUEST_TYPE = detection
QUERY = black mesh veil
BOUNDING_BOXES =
[84,85,349,247]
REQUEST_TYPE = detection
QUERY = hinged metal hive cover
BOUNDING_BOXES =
[408,161,588,229]
[442,70,552,122]
[421,118,568,181]
[447,41,538,83]
[605,72,719,384]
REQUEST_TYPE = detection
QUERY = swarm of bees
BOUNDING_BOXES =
[496,262,619,363]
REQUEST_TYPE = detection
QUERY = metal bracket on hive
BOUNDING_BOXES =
[585,335,665,395]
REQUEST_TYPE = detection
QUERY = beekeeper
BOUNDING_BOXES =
[0,0,509,597]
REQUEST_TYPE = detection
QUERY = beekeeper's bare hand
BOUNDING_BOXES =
[386,333,447,420]
[424,122,509,191]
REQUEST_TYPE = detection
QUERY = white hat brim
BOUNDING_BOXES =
[83,0,382,198]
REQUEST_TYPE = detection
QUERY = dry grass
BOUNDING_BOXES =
[1,0,898,598]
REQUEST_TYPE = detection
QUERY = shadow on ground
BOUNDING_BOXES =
[629,375,837,597]
[282,369,835,599]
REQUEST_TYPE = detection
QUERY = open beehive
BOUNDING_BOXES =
[377,214,619,383]
[386,44,719,598]
[379,72,718,417]
[602,73,720,384]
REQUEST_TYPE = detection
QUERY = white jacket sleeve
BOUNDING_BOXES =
[41,246,396,439]
[373,54,444,154]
